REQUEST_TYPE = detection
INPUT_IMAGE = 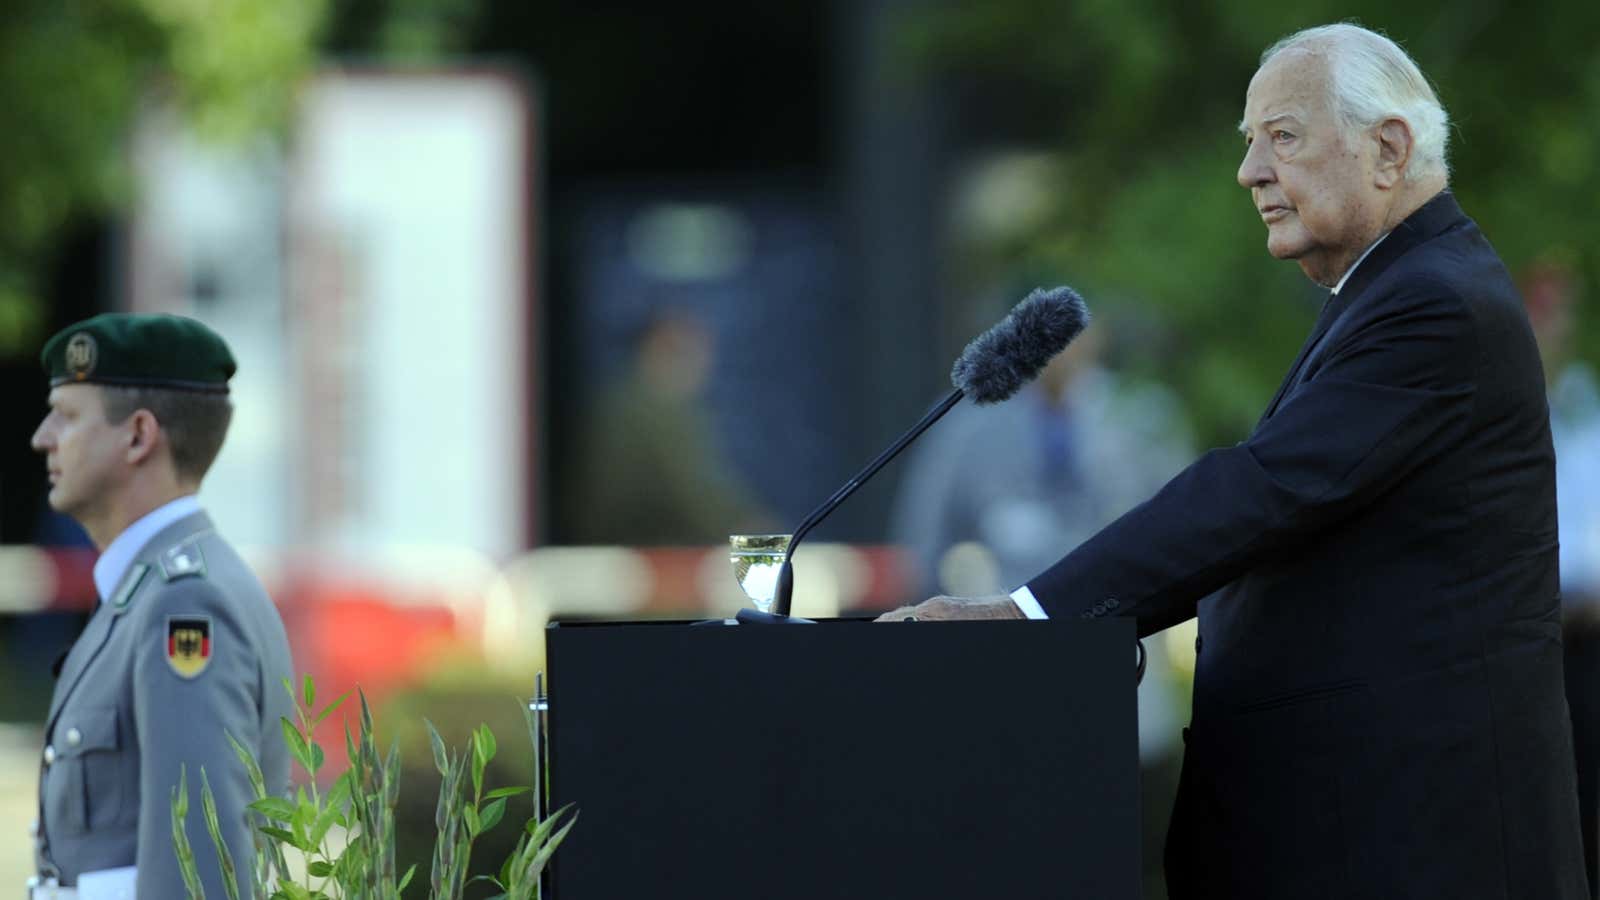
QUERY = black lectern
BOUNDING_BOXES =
[545,618,1140,899]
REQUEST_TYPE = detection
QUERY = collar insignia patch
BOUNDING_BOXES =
[110,563,149,612]
[166,616,213,679]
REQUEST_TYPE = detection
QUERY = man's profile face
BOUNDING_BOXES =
[1237,51,1379,286]
[30,384,132,521]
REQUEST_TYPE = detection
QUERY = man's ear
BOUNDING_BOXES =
[1374,117,1414,189]
[125,409,163,466]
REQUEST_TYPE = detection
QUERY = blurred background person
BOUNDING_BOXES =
[891,310,1190,598]
[564,308,773,545]
[1528,259,1600,895]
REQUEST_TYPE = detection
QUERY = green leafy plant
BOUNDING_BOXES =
[171,675,576,899]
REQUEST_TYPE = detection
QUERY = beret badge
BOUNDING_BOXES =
[65,332,97,381]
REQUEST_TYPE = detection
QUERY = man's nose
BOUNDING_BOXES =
[31,420,51,452]
[1237,140,1274,189]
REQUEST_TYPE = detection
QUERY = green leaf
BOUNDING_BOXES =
[199,768,242,900]
[426,718,449,777]
[306,860,333,878]
[226,731,270,801]
[313,689,351,727]
[169,765,206,900]
[291,805,313,852]
[295,793,317,831]
[309,742,325,776]
[466,874,505,889]
[480,797,507,833]
[249,797,298,823]
[359,690,375,740]
[343,722,358,769]
[525,803,576,841]
[309,775,349,848]
[280,717,312,774]
[302,673,315,709]
[463,803,482,837]
[329,770,355,807]
[174,766,190,820]
[384,739,402,807]
[485,785,532,800]
[476,723,498,763]
[523,810,579,881]
[260,826,298,846]
[335,845,366,883]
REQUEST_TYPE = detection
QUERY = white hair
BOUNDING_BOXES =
[1262,23,1450,181]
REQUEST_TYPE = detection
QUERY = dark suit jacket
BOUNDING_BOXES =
[1027,192,1588,899]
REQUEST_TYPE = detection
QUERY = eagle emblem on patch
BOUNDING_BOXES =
[65,333,97,381]
[166,616,212,678]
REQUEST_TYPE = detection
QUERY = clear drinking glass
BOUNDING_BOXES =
[729,534,791,613]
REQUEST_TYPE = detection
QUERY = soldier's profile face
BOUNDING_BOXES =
[31,385,133,522]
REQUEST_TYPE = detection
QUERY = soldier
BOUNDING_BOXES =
[28,314,293,898]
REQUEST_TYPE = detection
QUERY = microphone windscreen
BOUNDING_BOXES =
[950,286,1090,404]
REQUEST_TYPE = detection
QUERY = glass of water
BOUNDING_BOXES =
[729,534,791,612]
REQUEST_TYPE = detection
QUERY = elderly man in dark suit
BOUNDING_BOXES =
[882,23,1588,899]
[28,314,294,899]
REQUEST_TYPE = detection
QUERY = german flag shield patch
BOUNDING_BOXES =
[166,616,212,678]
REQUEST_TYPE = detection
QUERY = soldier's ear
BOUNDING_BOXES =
[125,409,163,466]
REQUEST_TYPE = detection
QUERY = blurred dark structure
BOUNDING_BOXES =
[0,221,103,545]
[0,221,101,722]
[473,0,1030,545]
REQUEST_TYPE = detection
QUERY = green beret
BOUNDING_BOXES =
[40,314,236,393]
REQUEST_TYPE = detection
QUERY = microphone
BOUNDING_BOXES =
[746,287,1090,623]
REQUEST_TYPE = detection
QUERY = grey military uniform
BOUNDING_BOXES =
[36,511,294,897]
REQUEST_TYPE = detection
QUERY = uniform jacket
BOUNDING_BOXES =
[1027,192,1588,898]
[37,510,294,897]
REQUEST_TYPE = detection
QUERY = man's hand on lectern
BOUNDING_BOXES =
[875,594,1025,622]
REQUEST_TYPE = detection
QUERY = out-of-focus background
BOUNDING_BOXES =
[1,1,1597,896]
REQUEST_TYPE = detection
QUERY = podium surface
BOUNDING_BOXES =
[546,618,1139,899]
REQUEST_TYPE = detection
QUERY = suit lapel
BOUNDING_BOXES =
[1260,291,1337,423]
[1256,191,1469,426]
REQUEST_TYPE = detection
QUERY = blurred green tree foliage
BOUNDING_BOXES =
[0,0,477,358]
[899,2,1600,445]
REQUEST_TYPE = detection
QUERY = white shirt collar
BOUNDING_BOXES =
[1331,232,1389,296]
[93,495,203,602]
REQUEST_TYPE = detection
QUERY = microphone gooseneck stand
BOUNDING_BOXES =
[735,389,966,625]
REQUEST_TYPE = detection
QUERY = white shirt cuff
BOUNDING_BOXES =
[1009,585,1048,620]
[77,866,137,900]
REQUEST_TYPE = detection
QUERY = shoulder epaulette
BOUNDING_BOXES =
[159,539,208,582]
